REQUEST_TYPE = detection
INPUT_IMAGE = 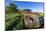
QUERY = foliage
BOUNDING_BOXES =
[24,9,30,11]
[5,3,18,14]
[5,14,23,30]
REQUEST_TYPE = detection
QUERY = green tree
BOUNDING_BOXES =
[5,3,18,14]
[23,9,32,12]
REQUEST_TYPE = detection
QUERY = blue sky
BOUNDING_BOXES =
[6,0,44,12]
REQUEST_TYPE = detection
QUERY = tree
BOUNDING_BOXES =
[5,3,18,14]
[23,9,32,12]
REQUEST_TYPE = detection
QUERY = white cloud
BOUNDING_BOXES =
[31,9,43,12]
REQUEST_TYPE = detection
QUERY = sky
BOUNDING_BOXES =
[5,0,44,12]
